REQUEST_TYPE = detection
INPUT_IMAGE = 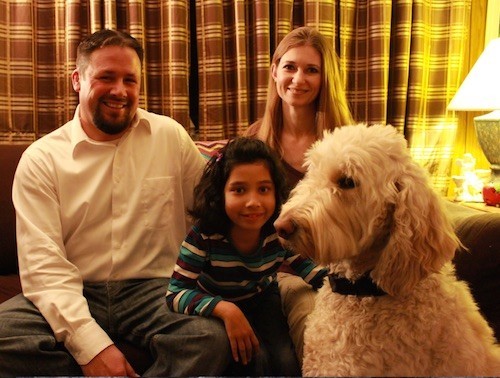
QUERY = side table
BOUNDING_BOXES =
[447,198,500,214]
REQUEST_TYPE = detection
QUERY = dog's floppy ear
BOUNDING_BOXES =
[371,163,459,297]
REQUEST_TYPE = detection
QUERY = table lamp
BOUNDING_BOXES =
[448,38,500,186]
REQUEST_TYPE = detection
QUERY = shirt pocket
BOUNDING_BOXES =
[141,176,175,229]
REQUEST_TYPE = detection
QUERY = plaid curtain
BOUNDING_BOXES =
[0,0,193,140]
[195,0,471,193]
[338,1,470,191]
[0,0,472,193]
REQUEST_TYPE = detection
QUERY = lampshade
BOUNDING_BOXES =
[448,38,500,111]
[448,38,500,190]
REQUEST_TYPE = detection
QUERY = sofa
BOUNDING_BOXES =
[1,141,499,374]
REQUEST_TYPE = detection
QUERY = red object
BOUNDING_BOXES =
[483,186,500,206]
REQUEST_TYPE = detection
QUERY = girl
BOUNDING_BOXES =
[166,137,326,376]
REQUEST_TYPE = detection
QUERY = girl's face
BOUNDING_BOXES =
[272,45,322,109]
[224,161,276,238]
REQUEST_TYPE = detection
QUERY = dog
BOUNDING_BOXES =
[274,124,500,376]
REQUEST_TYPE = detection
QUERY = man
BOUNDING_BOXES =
[0,29,230,377]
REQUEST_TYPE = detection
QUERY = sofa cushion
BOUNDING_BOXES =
[0,275,22,304]
[451,211,500,339]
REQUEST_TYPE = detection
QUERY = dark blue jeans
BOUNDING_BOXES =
[0,278,230,377]
[226,281,301,376]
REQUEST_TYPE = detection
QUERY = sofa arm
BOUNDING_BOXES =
[445,201,500,340]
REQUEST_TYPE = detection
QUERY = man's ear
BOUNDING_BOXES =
[71,69,81,92]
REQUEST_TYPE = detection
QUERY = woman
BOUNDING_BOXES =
[245,26,353,365]
[246,26,353,188]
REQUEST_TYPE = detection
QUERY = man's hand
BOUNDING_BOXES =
[80,344,138,377]
[212,301,260,365]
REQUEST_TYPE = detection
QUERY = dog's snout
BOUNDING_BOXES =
[274,218,296,239]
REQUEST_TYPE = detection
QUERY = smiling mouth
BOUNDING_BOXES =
[288,88,307,94]
[103,99,127,109]
[243,213,265,220]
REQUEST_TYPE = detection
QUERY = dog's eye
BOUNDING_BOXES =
[338,176,356,189]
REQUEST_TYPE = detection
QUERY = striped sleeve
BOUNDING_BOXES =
[285,252,328,290]
[166,228,223,316]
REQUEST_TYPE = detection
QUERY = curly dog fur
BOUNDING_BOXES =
[274,124,500,376]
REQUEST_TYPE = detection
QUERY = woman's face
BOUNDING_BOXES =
[272,45,322,109]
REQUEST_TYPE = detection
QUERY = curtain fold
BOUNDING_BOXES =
[403,1,470,190]
[195,0,273,139]
[0,0,193,139]
[0,0,473,193]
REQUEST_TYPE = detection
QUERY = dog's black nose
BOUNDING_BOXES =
[274,218,296,239]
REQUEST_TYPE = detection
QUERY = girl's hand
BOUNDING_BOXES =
[212,301,260,365]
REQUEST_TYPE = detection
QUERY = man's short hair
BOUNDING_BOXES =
[76,29,144,73]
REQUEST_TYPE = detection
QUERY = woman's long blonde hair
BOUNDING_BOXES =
[253,26,353,155]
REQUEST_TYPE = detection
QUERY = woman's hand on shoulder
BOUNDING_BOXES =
[212,300,260,365]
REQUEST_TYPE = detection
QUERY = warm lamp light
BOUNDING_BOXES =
[448,38,500,183]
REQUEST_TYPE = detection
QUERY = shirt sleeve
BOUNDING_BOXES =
[13,150,113,365]
[284,251,328,290]
[166,228,223,316]
[179,128,206,230]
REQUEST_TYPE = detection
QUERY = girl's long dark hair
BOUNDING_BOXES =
[189,137,288,235]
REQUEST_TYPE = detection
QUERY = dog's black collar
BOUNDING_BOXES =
[328,272,387,297]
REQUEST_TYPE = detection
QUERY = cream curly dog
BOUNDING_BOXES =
[274,124,500,376]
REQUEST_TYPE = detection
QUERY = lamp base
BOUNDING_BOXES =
[490,164,500,183]
[474,110,500,183]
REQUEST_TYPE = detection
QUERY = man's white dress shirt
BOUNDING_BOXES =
[12,107,205,364]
